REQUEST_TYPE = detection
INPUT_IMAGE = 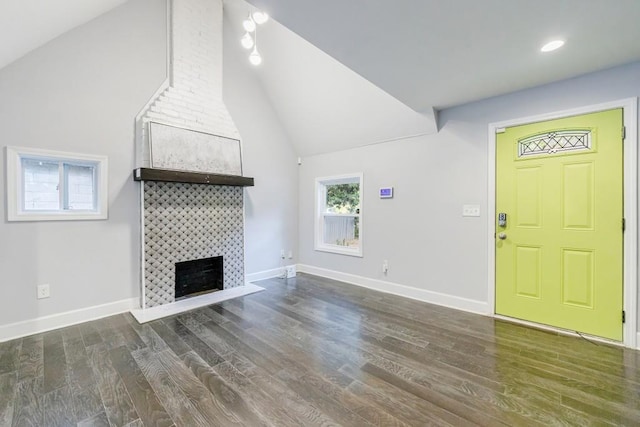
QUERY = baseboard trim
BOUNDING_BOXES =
[0,266,287,343]
[297,264,489,315]
[637,333,640,350]
[0,298,138,343]
[245,267,285,283]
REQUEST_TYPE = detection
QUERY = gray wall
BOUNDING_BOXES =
[223,24,299,274]
[0,0,167,327]
[298,61,640,319]
[0,0,299,328]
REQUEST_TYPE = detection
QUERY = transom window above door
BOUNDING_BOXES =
[518,129,592,157]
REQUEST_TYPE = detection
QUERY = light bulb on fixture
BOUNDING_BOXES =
[241,32,254,49]
[249,47,262,65]
[243,14,256,32]
[540,40,565,52]
[252,11,269,25]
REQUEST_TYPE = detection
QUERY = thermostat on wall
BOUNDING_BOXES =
[379,187,394,199]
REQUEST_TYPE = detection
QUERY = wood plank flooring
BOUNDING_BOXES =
[1,273,639,426]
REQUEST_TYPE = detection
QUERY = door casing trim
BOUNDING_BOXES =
[487,98,638,348]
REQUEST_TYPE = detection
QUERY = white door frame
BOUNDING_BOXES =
[487,98,638,348]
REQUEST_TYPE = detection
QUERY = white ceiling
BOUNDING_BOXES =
[224,0,437,156]
[245,0,640,112]
[2,0,640,156]
[0,0,128,70]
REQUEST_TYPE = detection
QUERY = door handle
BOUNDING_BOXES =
[498,233,507,240]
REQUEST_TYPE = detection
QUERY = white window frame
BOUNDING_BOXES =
[315,173,363,257]
[5,146,108,221]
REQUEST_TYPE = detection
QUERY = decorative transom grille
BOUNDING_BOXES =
[518,130,592,157]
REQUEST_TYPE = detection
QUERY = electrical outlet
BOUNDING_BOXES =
[37,284,50,299]
[287,250,293,259]
[280,249,285,259]
[286,265,296,278]
[382,260,389,274]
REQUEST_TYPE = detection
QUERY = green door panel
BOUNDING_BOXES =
[495,109,623,341]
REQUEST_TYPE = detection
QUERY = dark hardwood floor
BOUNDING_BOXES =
[1,273,639,426]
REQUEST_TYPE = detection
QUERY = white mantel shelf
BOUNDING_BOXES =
[130,283,265,323]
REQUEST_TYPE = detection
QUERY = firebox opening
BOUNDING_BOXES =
[175,256,223,299]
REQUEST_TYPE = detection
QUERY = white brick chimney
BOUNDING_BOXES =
[136,0,240,167]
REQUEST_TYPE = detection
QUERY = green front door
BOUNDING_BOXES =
[495,109,623,341]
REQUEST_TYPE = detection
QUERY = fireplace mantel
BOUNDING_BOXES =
[133,167,254,186]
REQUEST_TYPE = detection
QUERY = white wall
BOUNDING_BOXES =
[0,0,299,334]
[137,0,242,168]
[298,61,640,319]
[223,19,299,275]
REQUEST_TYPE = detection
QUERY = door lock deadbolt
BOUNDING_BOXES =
[498,213,507,227]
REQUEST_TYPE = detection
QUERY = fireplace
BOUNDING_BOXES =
[142,182,245,307]
[129,0,264,323]
[134,0,248,310]
[175,256,223,299]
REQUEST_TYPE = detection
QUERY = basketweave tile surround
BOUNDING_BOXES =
[144,181,244,308]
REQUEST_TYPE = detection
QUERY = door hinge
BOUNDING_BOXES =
[622,126,626,139]
[623,218,626,232]
[623,310,626,324]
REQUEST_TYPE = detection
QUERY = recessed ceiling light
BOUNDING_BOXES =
[540,40,565,53]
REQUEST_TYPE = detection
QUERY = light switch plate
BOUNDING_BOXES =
[462,205,481,217]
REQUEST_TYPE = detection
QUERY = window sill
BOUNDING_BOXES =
[8,211,108,222]
[314,245,363,257]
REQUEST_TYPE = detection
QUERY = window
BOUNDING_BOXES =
[315,173,362,256]
[5,146,108,221]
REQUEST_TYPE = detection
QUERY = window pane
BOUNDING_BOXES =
[325,183,359,214]
[323,215,359,248]
[22,159,60,211]
[66,164,96,210]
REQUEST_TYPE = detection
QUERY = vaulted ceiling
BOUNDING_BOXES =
[0,0,129,70]
[230,0,640,155]
[224,0,437,156]
[2,0,640,156]
[245,0,640,111]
